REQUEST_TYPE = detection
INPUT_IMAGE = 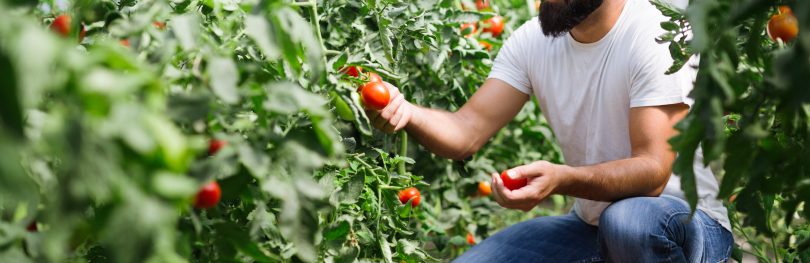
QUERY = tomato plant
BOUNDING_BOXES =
[2,0,804,262]
[654,0,809,260]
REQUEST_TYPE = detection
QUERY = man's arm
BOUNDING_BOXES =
[491,103,688,210]
[368,79,529,160]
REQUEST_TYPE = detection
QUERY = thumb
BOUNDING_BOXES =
[383,81,401,96]
[504,165,535,180]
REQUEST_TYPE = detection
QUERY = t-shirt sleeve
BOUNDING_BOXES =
[629,30,695,108]
[488,22,533,95]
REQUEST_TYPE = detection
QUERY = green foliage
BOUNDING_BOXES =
[0,0,559,262]
[654,0,810,260]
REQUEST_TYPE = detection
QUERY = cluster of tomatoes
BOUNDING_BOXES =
[460,0,506,51]
[339,67,424,208]
[767,6,799,43]
[192,139,228,209]
[341,66,391,111]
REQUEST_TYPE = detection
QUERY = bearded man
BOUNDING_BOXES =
[367,0,733,261]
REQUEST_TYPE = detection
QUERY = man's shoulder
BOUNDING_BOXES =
[619,0,671,39]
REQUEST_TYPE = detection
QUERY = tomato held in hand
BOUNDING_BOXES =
[398,187,421,207]
[460,22,477,38]
[341,66,362,78]
[50,15,85,41]
[208,139,226,156]
[360,81,390,110]
[193,181,222,209]
[475,0,490,10]
[767,6,798,43]
[466,232,475,245]
[500,170,527,190]
[477,181,492,196]
[482,16,504,37]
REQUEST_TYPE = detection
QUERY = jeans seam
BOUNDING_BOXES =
[662,211,689,263]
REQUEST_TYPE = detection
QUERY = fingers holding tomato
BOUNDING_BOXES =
[366,82,412,133]
[490,162,562,211]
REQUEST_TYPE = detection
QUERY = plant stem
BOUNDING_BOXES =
[398,132,407,175]
[300,0,329,69]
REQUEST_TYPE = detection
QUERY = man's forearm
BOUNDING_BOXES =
[555,156,670,202]
[404,106,484,160]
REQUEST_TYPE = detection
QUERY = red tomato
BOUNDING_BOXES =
[768,6,798,42]
[27,221,38,232]
[153,21,166,30]
[477,181,492,196]
[482,16,504,37]
[342,66,362,77]
[50,15,85,41]
[460,22,477,38]
[360,81,390,110]
[398,187,421,207]
[208,139,226,156]
[500,170,527,190]
[194,181,222,209]
[475,0,490,10]
[365,72,383,84]
[120,39,130,47]
[466,232,475,245]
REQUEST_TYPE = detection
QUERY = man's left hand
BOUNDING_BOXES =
[491,161,565,211]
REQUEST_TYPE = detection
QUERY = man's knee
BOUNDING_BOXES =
[598,196,677,241]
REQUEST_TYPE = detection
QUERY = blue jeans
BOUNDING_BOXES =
[454,195,733,262]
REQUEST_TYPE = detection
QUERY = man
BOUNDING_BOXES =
[368,0,732,261]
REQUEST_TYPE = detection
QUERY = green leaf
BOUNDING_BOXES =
[151,172,197,199]
[660,21,679,31]
[207,57,240,104]
[171,14,199,51]
[0,49,23,138]
[245,15,282,60]
[324,220,350,241]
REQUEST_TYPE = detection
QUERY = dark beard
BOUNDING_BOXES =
[538,0,604,38]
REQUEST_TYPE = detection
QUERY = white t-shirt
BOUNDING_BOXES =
[488,0,730,230]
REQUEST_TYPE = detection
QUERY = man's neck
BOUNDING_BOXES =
[569,0,627,43]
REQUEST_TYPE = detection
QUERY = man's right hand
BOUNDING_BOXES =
[364,79,528,160]
[366,82,413,133]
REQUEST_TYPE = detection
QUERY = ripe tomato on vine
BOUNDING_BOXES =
[767,6,798,43]
[193,182,222,209]
[398,187,421,207]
